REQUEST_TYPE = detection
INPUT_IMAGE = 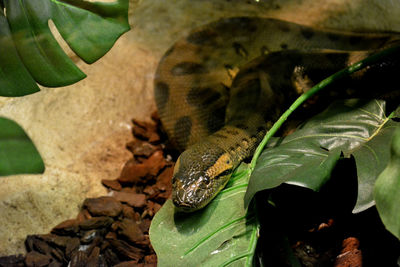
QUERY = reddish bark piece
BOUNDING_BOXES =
[65,237,80,260]
[69,251,88,267]
[101,179,123,191]
[108,239,144,261]
[155,165,174,191]
[80,229,98,244]
[145,254,157,264]
[105,232,117,240]
[143,185,157,197]
[25,251,52,267]
[138,219,152,233]
[122,205,140,221]
[126,139,159,158]
[118,159,149,183]
[83,196,123,217]
[86,246,100,267]
[334,250,362,267]
[114,261,140,267]
[148,132,161,144]
[118,218,145,243]
[131,119,158,141]
[51,219,79,235]
[112,191,147,208]
[334,237,362,267]
[79,216,114,230]
[146,150,166,176]
[0,254,25,267]
[103,248,120,266]
[341,237,360,253]
[25,235,49,254]
[76,209,92,223]
[118,151,166,184]
[37,234,71,248]
[145,201,162,217]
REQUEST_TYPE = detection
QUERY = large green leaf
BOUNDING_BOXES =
[149,165,259,267]
[374,127,400,240]
[1,0,129,95]
[0,10,39,96]
[245,99,400,213]
[0,117,44,176]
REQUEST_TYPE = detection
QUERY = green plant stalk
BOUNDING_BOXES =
[250,44,400,171]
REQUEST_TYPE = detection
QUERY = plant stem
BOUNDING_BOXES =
[249,43,400,171]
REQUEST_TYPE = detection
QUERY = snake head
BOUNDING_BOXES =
[171,143,234,212]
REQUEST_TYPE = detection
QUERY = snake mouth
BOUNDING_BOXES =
[172,184,212,212]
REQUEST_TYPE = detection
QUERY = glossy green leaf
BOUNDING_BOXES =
[0,10,39,96]
[149,165,259,267]
[1,0,129,95]
[0,117,44,176]
[245,99,400,213]
[374,127,400,240]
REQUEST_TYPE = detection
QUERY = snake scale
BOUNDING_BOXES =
[154,17,400,212]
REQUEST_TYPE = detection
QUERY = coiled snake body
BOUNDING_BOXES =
[154,17,400,212]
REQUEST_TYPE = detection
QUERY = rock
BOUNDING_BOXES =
[83,196,123,217]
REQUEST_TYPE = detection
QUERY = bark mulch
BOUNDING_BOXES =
[0,113,173,267]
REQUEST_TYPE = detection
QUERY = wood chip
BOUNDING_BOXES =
[101,179,123,191]
[112,191,147,208]
[108,239,144,261]
[79,216,114,230]
[25,251,52,267]
[83,196,123,217]
[118,218,145,243]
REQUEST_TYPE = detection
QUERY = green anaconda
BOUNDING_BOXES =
[154,17,400,212]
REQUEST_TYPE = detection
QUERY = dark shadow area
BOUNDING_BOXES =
[254,157,400,266]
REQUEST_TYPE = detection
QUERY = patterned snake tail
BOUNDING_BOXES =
[154,17,400,212]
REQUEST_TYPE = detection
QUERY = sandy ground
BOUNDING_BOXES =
[0,0,399,255]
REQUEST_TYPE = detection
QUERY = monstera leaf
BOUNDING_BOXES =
[0,0,129,175]
[0,0,129,97]
[0,117,44,176]
[245,99,400,213]
[150,165,259,267]
[374,127,400,239]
